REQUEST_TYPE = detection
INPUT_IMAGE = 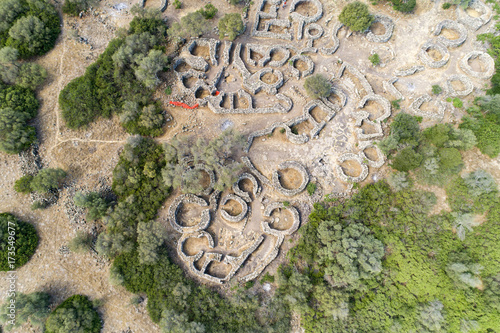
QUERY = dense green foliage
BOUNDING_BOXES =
[0,0,60,58]
[389,0,416,13]
[0,46,47,89]
[95,137,169,258]
[282,177,500,332]
[168,11,210,40]
[380,114,474,186]
[218,13,244,41]
[0,213,38,271]
[62,0,97,16]
[0,291,50,330]
[303,74,332,99]
[15,168,66,193]
[339,2,374,32]
[74,191,111,221]
[59,8,167,135]
[460,95,500,157]
[368,53,380,66]
[478,32,500,95]
[0,82,39,153]
[45,295,101,333]
[198,4,217,19]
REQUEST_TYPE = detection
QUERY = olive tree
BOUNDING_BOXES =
[304,74,331,99]
[168,11,210,40]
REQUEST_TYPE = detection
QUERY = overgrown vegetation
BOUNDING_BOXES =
[282,176,500,332]
[0,291,50,330]
[15,168,67,194]
[304,74,331,100]
[45,295,102,333]
[460,95,500,157]
[59,7,167,135]
[0,77,40,154]
[62,0,97,16]
[0,213,38,271]
[162,129,245,193]
[0,0,60,58]
[168,11,210,40]
[379,113,475,186]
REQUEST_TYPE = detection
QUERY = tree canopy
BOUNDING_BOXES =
[338,2,374,32]
[0,213,38,271]
[0,0,60,58]
[45,295,102,333]
[218,13,244,41]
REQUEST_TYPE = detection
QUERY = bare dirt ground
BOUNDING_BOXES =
[1,0,500,331]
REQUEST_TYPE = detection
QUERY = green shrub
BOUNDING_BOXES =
[459,99,500,157]
[391,147,423,172]
[390,0,416,12]
[283,201,290,207]
[28,168,66,193]
[378,112,421,154]
[339,2,374,32]
[198,3,218,19]
[261,272,275,284]
[369,53,380,66]
[69,231,94,253]
[432,84,443,95]
[304,74,331,99]
[164,86,172,95]
[442,2,452,9]
[0,213,38,271]
[14,174,33,193]
[0,83,39,154]
[59,14,167,134]
[169,11,210,39]
[74,192,111,221]
[173,0,181,9]
[0,107,36,154]
[307,182,317,196]
[453,97,463,108]
[391,99,401,110]
[45,295,102,333]
[244,280,255,289]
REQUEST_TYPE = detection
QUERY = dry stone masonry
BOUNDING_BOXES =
[165,0,495,284]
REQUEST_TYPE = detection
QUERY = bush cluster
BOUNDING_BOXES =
[0,82,39,153]
[460,95,500,157]
[380,114,474,186]
[45,295,102,333]
[14,168,67,193]
[0,0,60,58]
[0,213,38,271]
